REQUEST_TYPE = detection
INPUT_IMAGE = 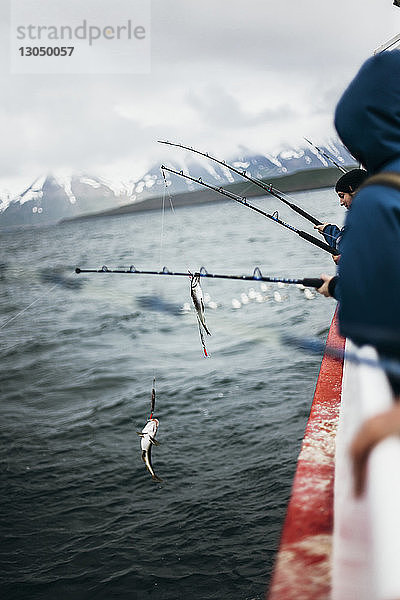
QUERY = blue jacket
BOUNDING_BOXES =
[334,50,400,355]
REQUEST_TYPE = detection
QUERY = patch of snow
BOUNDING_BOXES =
[220,165,235,183]
[265,153,282,168]
[54,175,76,205]
[316,155,329,167]
[0,195,11,213]
[79,177,101,188]
[202,162,224,181]
[95,176,124,196]
[280,149,305,160]
[232,161,250,169]
[325,141,341,157]
[307,146,330,167]
[16,175,47,206]
[19,188,44,205]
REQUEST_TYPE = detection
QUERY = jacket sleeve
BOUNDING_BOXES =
[328,276,340,300]
[321,224,342,250]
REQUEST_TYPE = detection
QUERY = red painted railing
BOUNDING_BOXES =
[267,309,345,599]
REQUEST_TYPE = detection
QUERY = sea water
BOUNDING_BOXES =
[0,188,344,600]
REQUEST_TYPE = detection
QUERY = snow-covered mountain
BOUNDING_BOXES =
[0,141,356,228]
[129,139,356,201]
[0,174,130,228]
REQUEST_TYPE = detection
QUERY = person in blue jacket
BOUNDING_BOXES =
[314,168,368,256]
[318,50,400,495]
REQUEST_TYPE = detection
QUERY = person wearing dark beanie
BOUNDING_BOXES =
[314,168,368,258]
[334,168,369,196]
[316,50,400,497]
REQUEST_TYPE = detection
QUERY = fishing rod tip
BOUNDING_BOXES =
[75,268,81,274]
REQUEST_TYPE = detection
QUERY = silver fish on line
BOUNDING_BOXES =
[136,379,162,482]
[189,271,211,357]
[189,272,211,335]
[137,418,162,482]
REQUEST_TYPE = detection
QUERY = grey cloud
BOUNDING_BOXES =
[0,0,397,189]
[150,0,393,73]
[0,83,144,175]
[186,85,297,128]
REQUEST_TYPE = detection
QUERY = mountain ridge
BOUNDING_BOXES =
[62,164,351,224]
[0,141,356,228]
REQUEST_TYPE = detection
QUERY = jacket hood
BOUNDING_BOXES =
[334,50,400,174]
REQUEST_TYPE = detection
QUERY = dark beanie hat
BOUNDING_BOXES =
[335,168,368,193]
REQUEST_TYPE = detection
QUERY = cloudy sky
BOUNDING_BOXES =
[0,0,399,194]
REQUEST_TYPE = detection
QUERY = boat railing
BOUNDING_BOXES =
[333,342,400,600]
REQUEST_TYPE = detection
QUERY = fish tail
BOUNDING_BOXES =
[197,319,209,358]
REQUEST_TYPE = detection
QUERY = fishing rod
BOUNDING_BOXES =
[303,138,348,173]
[75,265,324,289]
[158,139,323,226]
[283,333,400,379]
[161,165,339,256]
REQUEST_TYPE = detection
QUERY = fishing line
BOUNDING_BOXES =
[159,177,166,264]
[150,377,156,419]
[161,165,339,256]
[160,168,210,357]
[0,272,76,331]
[158,140,324,226]
[150,170,170,400]
[161,168,176,215]
[159,139,346,257]
[283,333,400,379]
[260,183,345,250]
[0,287,57,330]
[316,229,342,245]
